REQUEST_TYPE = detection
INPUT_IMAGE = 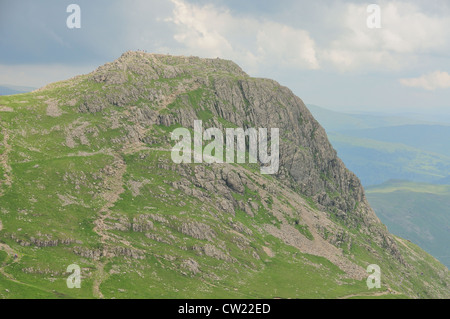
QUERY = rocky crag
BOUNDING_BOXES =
[0,51,448,298]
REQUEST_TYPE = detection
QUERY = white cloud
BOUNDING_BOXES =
[162,0,450,74]
[255,22,319,70]
[321,1,450,71]
[165,0,319,73]
[400,71,450,90]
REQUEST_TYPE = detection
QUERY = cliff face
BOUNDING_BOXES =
[81,51,395,251]
[0,51,448,298]
[82,53,370,214]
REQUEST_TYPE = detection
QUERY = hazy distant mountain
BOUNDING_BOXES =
[307,104,441,133]
[366,180,450,268]
[341,125,450,158]
[308,105,450,185]
[0,84,36,95]
[328,132,450,185]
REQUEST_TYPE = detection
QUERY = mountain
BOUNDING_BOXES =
[366,180,450,268]
[0,85,36,96]
[0,52,448,298]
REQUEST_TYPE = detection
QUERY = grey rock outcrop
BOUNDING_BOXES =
[75,51,401,261]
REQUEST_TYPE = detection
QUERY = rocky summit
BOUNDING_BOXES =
[0,51,448,298]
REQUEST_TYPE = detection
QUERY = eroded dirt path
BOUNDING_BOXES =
[92,153,127,299]
[0,128,12,196]
[338,288,402,299]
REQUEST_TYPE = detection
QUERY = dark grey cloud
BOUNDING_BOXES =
[0,0,174,65]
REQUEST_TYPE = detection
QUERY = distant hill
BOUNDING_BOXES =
[341,125,450,158]
[0,85,36,96]
[307,105,450,186]
[307,104,441,133]
[328,132,450,185]
[366,180,450,268]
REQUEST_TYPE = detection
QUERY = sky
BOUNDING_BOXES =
[1,0,450,115]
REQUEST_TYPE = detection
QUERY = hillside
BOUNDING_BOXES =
[0,52,448,298]
[366,180,450,268]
